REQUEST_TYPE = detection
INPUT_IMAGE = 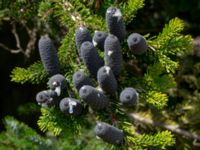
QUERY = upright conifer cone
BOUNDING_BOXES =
[47,74,68,96]
[81,41,104,77]
[95,122,124,144]
[38,36,60,76]
[106,7,126,42]
[75,26,92,56]
[92,31,108,50]
[79,85,109,110]
[36,90,59,107]
[59,98,83,116]
[104,34,122,76]
[73,70,93,91]
[127,33,148,55]
[97,66,117,95]
[120,87,139,106]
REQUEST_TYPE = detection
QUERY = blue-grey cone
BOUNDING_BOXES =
[93,31,108,50]
[36,90,59,107]
[127,33,148,55]
[38,36,60,76]
[79,85,109,110]
[120,87,138,106]
[95,122,124,144]
[106,7,126,42]
[97,66,117,95]
[75,26,92,56]
[80,41,104,77]
[47,74,67,96]
[59,98,83,116]
[104,34,122,76]
[73,70,93,91]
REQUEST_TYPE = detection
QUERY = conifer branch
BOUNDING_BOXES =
[129,113,200,141]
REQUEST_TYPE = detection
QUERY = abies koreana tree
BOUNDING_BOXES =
[1,0,198,149]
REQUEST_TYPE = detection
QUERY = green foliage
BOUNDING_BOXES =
[37,107,87,136]
[120,0,145,24]
[128,131,175,149]
[17,102,40,116]
[10,62,48,84]
[0,116,52,150]
[148,17,192,73]
[145,91,168,109]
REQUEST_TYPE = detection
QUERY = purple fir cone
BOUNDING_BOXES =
[95,122,124,144]
[106,7,126,42]
[38,36,60,76]
[79,85,109,110]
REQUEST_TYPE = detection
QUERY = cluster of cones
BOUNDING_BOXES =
[36,6,148,145]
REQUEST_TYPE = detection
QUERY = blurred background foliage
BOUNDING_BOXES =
[0,0,200,149]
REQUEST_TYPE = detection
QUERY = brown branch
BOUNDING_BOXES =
[0,23,25,55]
[128,113,200,141]
[0,43,22,54]
[22,22,37,58]
[11,23,22,50]
[0,22,37,59]
[0,140,16,148]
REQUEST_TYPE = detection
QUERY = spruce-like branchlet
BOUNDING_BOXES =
[75,26,92,56]
[120,87,138,106]
[97,66,117,95]
[93,31,108,50]
[127,33,148,55]
[36,90,59,107]
[47,74,68,96]
[72,70,93,91]
[81,41,104,77]
[59,98,83,116]
[79,85,109,110]
[95,122,124,144]
[106,7,126,42]
[104,34,122,76]
[38,36,60,76]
